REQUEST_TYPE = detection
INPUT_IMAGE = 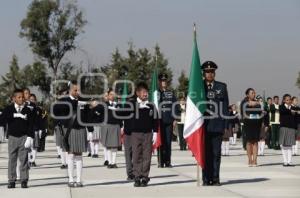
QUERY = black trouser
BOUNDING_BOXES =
[158,122,173,166]
[177,124,186,150]
[38,131,47,152]
[202,132,223,183]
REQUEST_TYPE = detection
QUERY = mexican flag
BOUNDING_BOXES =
[183,26,206,168]
[149,65,161,151]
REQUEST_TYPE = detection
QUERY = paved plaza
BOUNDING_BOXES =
[0,137,300,198]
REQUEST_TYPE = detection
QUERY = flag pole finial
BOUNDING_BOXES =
[193,23,197,38]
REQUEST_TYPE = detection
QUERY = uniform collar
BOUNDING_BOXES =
[206,81,215,88]
[69,95,77,100]
[284,103,291,109]
[14,103,24,111]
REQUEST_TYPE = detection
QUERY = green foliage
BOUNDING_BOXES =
[101,43,173,90]
[0,55,27,106]
[20,0,86,77]
[175,71,189,99]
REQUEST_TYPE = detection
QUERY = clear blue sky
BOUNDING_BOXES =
[0,0,299,102]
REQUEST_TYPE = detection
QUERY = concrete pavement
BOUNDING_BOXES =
[0,137,300,198]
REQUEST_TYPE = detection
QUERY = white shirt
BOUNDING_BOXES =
[14,103,24,113]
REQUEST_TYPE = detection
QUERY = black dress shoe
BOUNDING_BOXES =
[165,163,173,168]
[111,164,118,168]
[212,180,221,186]
[158,164,165,168]
[127,175,135,181]
[107,164,113,169]
[60,164,68,169]
[68,182,76,187]
[57,155,61,159]
[21,181,28,188]
[103,160,109,166]
[7,182,15,189]
[134,179,141,187]
[87,153,91,157]
[202,181,212,186]
[141,177,150,187]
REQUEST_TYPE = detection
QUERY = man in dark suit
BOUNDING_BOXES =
[201,61,229,186]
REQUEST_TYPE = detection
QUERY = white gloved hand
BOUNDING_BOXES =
[88,132,93,141]
[152,132,157,145]
[24,137,33,148]
[39,130,43,138]
[14,113,27,120]
[78,101,88,106]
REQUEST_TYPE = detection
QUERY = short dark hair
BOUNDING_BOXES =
[23,87,30,93]
[107,88,113,95]
[267,97,272,101]
[291,96,297,101]
[282,94,291,104]
[136,82,149,91]
[30,93,37,100]
[13,89,24,97]
[245,88,254,96]
[273,96,279,100]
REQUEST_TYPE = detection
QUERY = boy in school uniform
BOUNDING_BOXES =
[0,89,34,188]
[122,82,158,187]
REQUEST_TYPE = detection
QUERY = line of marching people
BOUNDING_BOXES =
[219,89,300,167]
[52,80,158,188]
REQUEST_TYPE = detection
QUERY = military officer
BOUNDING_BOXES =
[157,73,179,168]
[201,61,229,186]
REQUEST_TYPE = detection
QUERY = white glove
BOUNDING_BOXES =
[13,113,27,120]
[152,133,157,145]
[24,137,33,148]
[39,130,43,138]
[78,101,88,106]
[88,132,93,141]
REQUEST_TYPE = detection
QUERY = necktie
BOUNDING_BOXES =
[208,83,212,90]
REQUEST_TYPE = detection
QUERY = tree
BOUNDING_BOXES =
[101,43,174,91]
[150,44,172,83]
[20,0,87,82]
[23,61,52,99]
[175,71,189,99]
[296,72,300,89]
[1,55,26,96]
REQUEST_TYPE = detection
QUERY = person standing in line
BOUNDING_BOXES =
[279,94,297,166]
[53,81,94,187]
[177,96,187,151]
[1,89,34,188]
[240,88,263,167]
[201,61,229,186]
[291,96,300,156]
[157,73,179,168]
[256,95,269,156]
[270,96,281,150]
[102,89,122,168]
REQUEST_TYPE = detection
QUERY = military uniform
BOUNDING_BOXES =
[157,73,179,168]
[201,61,229,186]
